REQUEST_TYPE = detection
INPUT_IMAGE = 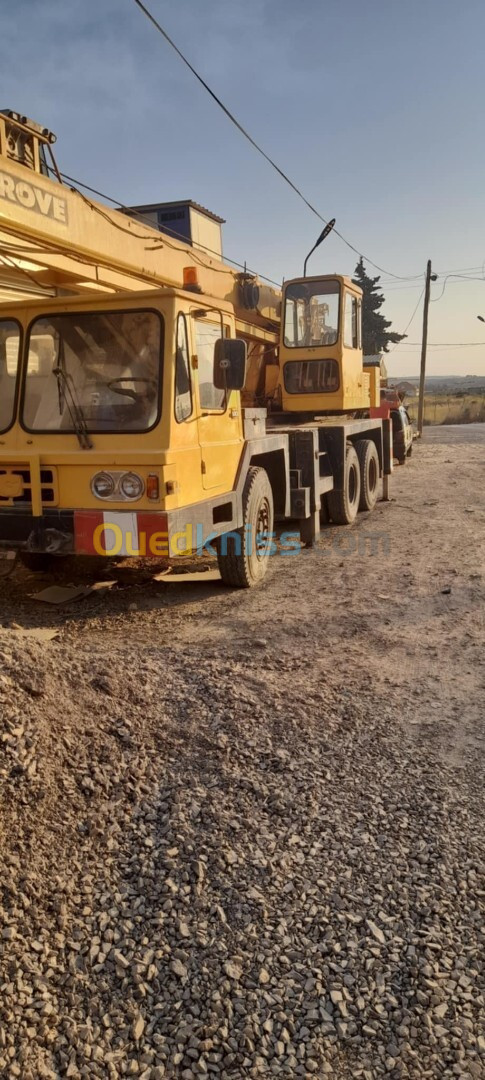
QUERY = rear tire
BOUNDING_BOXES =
[356,439,380,512]
[327,443,361,525]
[217,467,274,588]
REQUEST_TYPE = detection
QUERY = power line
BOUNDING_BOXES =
[387,287,425,353]
[379,264,483,285]
[430,274,455,303]
[392,341,485,347]
[383,275,485,294]
[372,263,485,291]
[431,273,485,303]
[48,166,282,288]
[131,0,419,282]
[434,263,485,276]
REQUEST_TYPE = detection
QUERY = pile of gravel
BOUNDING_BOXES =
[0,631,483,1079]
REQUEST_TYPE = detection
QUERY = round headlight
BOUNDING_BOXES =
[92,471,115,499]
[120,472,144,500]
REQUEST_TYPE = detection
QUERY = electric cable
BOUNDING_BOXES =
[46,166,282,288]
[131,0,420,281]
[0,250,46,289]
[387,287,425,353]
[431,273,485,303]
[392,341,485,347]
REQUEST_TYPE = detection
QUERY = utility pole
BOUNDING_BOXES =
[417,260,436,436]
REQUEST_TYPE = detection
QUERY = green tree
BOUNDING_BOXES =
[353,257,406,354]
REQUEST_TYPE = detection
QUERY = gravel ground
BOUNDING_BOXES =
[0,436,484,1079]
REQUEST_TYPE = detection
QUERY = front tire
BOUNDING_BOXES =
[217,467,274,588]
[18,551,56,572]
[327,443,361,525]
[356,439,380,512]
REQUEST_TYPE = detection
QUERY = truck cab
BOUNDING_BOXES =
[0,287,253,558]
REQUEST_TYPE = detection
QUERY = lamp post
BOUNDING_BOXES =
[303,218,336,277]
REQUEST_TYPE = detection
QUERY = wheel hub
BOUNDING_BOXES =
[255,498,271,561]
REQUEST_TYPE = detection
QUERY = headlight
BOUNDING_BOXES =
[120,472,144,500]
[92,471,115,498]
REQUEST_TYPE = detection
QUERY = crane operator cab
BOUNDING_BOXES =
[278,274,380,415]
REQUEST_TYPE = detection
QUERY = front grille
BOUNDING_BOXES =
[0,466,58,507]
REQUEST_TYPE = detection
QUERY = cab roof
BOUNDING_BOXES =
[284,273,362,295]
[0,285,236,318]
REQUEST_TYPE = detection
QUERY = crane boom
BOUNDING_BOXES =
[0,112,280,328]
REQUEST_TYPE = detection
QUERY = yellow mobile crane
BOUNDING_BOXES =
[0,112,391,586]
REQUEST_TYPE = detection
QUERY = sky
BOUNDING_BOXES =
[2,0,485,376]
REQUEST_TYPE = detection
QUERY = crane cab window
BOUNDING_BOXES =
[175,314,192,422]
[0,320,21,433]
[284,280,340,348]
[22,309,163,433]
[284,358,340,394]
[344,292,359,349]
[195,319,226,411]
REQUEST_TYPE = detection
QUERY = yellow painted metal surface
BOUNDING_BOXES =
[0,117,379,538]
[278,275,370,413]
[0,154,281,327]
[0,289,246,517]
[363,364,381,408]
[0,471,23,498]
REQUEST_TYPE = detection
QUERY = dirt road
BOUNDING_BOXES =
[421,423,485,446]
[0,432,483,1079]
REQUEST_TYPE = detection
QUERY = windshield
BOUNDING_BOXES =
[22,309,163,433]
[284,280,340,348]
[0,320,21,433]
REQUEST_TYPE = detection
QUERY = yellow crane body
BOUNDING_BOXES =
[0,112,391,585]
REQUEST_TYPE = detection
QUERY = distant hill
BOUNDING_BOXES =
[391,375,485,393]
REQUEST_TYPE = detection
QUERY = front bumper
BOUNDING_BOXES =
[0,509,170,557]
[0,495,239,558]
[0,509,74,549]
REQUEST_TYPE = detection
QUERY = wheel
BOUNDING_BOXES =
[18,551,56,572]
[327,443,361,525]
[217,467,274,588]
[356,439,380,512]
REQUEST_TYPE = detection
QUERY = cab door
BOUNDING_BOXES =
[170,311,204,506]
[192,314,243,492]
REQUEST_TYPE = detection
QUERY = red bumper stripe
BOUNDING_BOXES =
[74,511,103,554]
[74,510,169,556]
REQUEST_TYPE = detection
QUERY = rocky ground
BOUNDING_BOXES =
[0,431,484,1080]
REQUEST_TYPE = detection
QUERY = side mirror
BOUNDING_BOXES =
[214,338,247,391]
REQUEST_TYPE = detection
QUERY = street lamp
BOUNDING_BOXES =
[303,218,336,277]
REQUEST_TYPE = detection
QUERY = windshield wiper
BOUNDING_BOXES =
[52,366,93,450]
